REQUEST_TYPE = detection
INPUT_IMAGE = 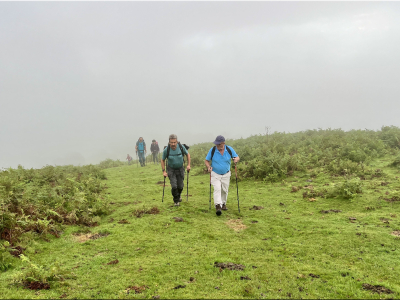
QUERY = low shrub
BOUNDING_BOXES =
[327,178,363,199]
[0,164,109,246]
[97,158,125,169]
[189,127,399,180]
[12,255,75,289]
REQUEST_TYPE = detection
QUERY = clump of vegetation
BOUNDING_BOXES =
[12,255,75,290]
[303,189,326,199]
[189,127,400,180]
[0,164,109,248]
[327,178,364,199]
[388,155,400,167]
[97,158,126,169]
[0,241,14,271]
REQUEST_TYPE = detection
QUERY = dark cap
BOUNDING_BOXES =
[152,139,156,142]
[213,135,225,145]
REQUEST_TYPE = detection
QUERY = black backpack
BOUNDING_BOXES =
[165,142,190,163]
[210,145,233,160]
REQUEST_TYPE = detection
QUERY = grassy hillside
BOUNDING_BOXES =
[1,127,400,299]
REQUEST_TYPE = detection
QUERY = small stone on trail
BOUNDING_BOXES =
[240,276,251,280]
[172,217,184,222]
[215,286,220,290]
[349,217,357,221]
[279,202,285,206]
[189,277,195,282]
[152,296,160,299]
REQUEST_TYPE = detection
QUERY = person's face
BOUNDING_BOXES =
[169,138,178,150]
[216,142,225,151]
[139,138,143,142]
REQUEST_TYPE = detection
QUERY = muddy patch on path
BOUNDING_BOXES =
[320,209,342,214]
[132,206,160,218]
[107,259,119,265]
[362,283,394,294]
[226,219,247,232]
[118,219,131,224]
[250,206,264,210]
[24,281,50,290]
[73,232,110,243]
[214,262,245,271]
[391,231,400,237]
[126,285,148,294]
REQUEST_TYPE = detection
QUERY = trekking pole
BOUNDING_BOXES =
[162,155,168,202]
[209,171,211,210]
[162,175,166,202]
[186,170,189,201]
[235,162,240,213]
[136,152,138,167]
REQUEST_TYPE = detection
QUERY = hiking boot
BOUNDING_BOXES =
[174,202,180,207]
[222,204,228,211]
[216,204,222,216]
[179,197,182,202]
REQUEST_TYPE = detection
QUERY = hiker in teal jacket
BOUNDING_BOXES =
[135,137,147,167]
[161,134,191,206]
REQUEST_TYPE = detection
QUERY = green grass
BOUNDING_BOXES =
[1,159,400,299]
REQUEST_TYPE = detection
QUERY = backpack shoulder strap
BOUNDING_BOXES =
[210,146,217,160]
[178,142,186,163]
[166,145,170,159]
[226,146,233,158]
[178,142,185,155]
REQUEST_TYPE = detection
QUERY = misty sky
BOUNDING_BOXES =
[1,2,400,169]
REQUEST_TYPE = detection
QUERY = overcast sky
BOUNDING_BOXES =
[1,2,400,169]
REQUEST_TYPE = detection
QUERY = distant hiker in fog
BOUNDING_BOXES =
[135,137,147,167]
[205,135,239,215]
[126,154,132,165]
[161,134,191,206]
[151,139,160,164]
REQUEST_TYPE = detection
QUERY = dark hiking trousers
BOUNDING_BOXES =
[167,166,184,203]
[152,152,158,163]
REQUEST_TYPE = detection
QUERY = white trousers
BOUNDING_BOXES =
[211,171,231,207]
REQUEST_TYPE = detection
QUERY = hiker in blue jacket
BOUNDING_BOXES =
[205,135,240,215]
[135,137,147,167]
